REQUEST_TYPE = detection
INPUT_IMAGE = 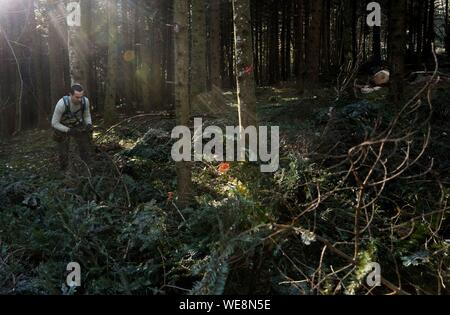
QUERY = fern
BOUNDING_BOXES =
[190,245,234,295]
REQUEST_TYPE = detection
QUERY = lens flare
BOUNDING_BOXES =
[123,50,135,62]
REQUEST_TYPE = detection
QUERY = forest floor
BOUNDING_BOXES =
[1,82,449,295]
[0,84,331,186]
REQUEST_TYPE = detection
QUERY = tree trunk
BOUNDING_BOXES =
[164,0,175,107]
[372,26,382,67]
[0,1,19,136]
[305,0,322,88]
[121,0,135,108]
[351,0,357,62]
[81,0,95,101]
[174,0,193,209]
[104,0,118,124]
[296,0,305,93]
[210,0,222,89]
[48,1,68,108]
[137,0,152,112]
[321,0,330,73]
[268,1,279,84]
[422,0,435,61]
[29,0,49,129]
[68,0,88,91]
[389,0,407,104]
[446,0,450,55]
[339,0,352,64]
[191,0,208,99]
[233,0,258,128]
[149,0,163,109]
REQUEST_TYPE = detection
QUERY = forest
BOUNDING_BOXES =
[0,0,449,296]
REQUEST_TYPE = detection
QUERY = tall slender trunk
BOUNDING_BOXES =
[446,0,450,55]
[191,0,208,98]
[210,0,222,89]
[174,0,193,209]
[233,0,258,129]
[305,0,322,88]
[321,0,330,73]
[48,1,68,108]
[296,0,305,93]
[422,0,435,61]
[137,0,152,112]
[29,0,48,128]
[104,0,118,124]
[68,0,89,91]
[268,0,279,84]
[150,0,163,109]
[389,0,407,104]
[121,0,135,108]
[372,26,381,66]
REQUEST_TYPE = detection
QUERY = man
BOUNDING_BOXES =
[51,84,93,171]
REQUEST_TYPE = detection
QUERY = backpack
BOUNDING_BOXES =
[60,95,87,128]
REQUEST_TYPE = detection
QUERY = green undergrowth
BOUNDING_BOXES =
[1,86,449,295]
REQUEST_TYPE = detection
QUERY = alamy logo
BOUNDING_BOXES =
[367,2,381,27]
[366,262,381,287]
[66,262,81,288]
[171,118,280,173]
[67,2,81,27]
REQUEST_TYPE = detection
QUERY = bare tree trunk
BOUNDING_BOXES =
[191,0,208,99]
[233,0,258,128]
[104,0,118,124]
[29,0,49,128]
[164,1,175,107]
[389,0,407,104]
[446,0,450,55]
[68,0,88,90]
[137,0,152,112]
[150,0,164,110]
[7,0,29,133]
[296,0,305,94]
[210,0,222,89]
[321,0,330,73]
[339,0,352,64]
[174,0,193,209]
[305,0,322,88]
[121,0,135,108]
[423,0,435,61]
[48,1,68,107]
[372,25,382,67]
[82,0,95,100]
[268,1,279,84]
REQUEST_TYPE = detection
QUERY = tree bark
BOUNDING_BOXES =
[389,0,407,104]
[210,0,223,89]
[233,0,258,128]
[174,0,193,209]
[121,0,135,108]
[104,0,119,124]
[305,0,322,88]
[372,26,382,67]
[191,0,208,98]
[29,0,49,129]
[48,1,68,108]
[68,0,89,91]
[137,0,152,112]
[446,0,450,55]
[296,0,305,93]
[149,0,164,109]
